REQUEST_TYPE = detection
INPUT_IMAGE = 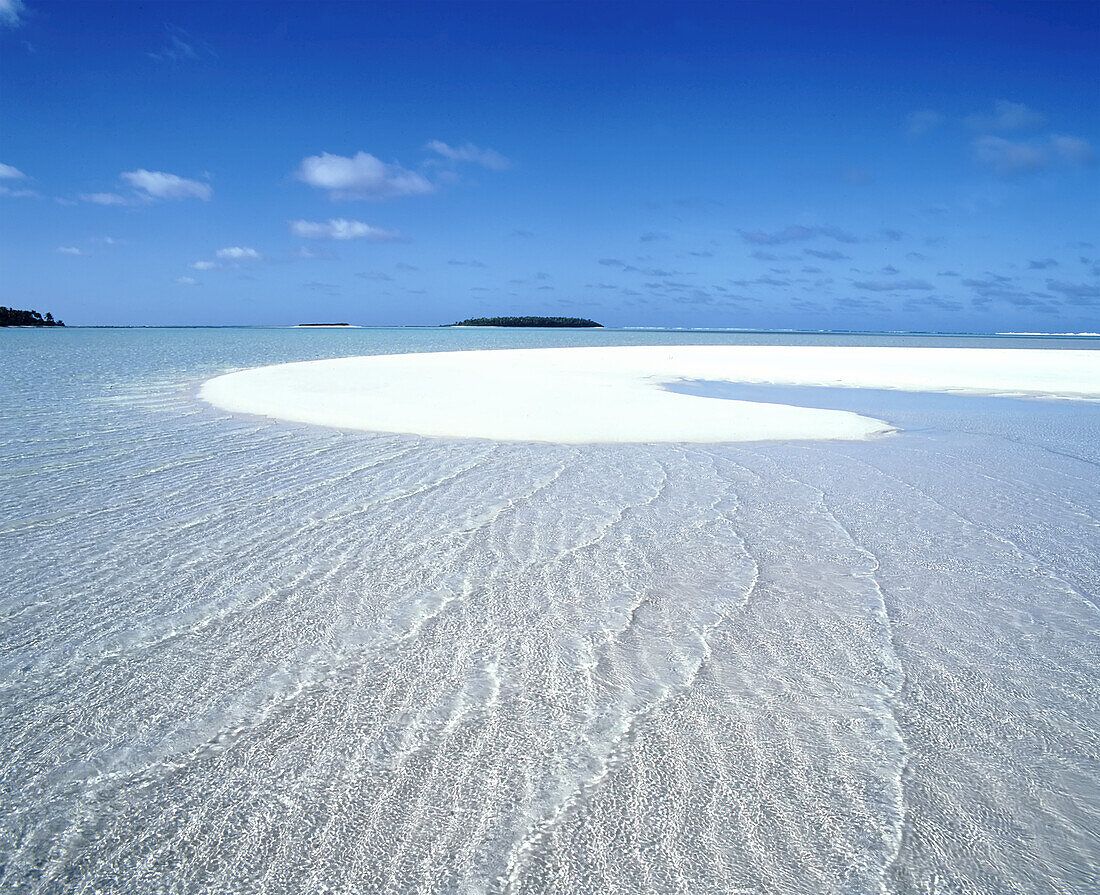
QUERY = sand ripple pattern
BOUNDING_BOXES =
[1,336,1098,895]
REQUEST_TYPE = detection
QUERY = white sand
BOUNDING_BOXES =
[199,345,1100,444]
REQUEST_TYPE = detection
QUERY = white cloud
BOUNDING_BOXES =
[146,25,215,63]
[0,161,25,179]
[148,34,200,63]
[1046,279,1100,305]
[80,192,132,206]
[296,151,433,200]
[905,110,943,137]
[1050,134,1095,165]
[289,218,399,241]
[292,246,334,260]
[0,184,37,198]
[973,134,1095,178]
[120,169,212,201]
[974,136,1045,177]
[426,140,510,170]
[0,0,25,28]
[965,101,1045,132]
[853,278,933,292]
[57,246,85,256]
[147,26,215,63]
[173,276,200,286]
[189,260,219,270]
[215,246,261,260]
[739,225,858,245]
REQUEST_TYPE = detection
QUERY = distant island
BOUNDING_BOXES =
[447,316,602,328]
[0,306,64,327]
[296,322,351,327]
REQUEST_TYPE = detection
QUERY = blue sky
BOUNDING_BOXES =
[1,1,1097,330]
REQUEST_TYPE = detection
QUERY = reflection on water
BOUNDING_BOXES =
[1,328,1098,894]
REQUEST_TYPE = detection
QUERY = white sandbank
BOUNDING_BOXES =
[199,345,1100,444]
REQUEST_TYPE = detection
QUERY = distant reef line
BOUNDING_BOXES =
[0,306,64,327]
[445,316,602,328]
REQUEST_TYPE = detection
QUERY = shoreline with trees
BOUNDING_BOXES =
[446,316,602,328]
[1,307,65,327]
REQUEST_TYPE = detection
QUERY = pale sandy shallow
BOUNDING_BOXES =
[199,345,1100,443]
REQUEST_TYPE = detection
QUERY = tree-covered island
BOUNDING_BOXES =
[446,316,602,328]
[0,306,65,327]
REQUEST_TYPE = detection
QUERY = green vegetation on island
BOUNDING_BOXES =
[447,316,602,328]
[0,306,64,327]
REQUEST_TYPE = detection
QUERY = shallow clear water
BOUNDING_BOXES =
[2,327,1098,894]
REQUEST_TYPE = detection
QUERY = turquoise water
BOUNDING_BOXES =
[2,328,1098,894]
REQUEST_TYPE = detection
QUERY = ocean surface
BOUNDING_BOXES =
[2,327,1098,895]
